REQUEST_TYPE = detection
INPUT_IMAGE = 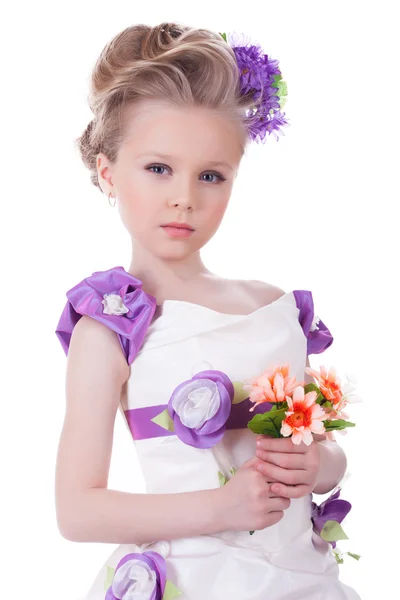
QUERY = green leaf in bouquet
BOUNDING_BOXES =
[304,383,325,404]
[320,520,349,543]
[229,467,237,476]
[219,32,227,42]
[322,401,333,409]
[304,383,320,395]
[248,416,280,437]
[323,419,356,431]
[247,409,287,437]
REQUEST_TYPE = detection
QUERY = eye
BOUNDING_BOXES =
[147,165,169,176]
[200,172,226,183]
[146,164,226,183]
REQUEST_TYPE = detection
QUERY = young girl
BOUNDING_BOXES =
[55,22,360,600]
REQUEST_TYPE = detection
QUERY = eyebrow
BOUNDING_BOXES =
[136,152,234,171]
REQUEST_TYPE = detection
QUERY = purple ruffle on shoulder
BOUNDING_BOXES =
[293,290,334,355]
[55,266,157,365]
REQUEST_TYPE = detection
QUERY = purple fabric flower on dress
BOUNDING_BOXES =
[105,551,166,600]
[293,290,334,355]
[55,266,157,365]
[168,370,234,449]
[311,488,352,548]
[224,31,289,144]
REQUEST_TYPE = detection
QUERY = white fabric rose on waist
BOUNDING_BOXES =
[167,370,234,448]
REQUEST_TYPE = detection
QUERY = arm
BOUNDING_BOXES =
[308,355,347,495]
[55,315,225,544]
[312,438,347,494]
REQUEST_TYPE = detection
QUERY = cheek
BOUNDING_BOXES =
[117,192,154,236]
[205,198,230,228]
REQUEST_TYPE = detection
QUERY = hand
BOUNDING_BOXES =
[255,434,321,499]
[219,455,291,533]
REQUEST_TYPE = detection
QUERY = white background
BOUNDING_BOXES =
[2,1,398,598]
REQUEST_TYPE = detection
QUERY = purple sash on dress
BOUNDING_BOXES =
[124,397,274,441]
[55,268,334,442]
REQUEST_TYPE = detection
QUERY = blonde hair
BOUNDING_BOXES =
[77,22,261,190]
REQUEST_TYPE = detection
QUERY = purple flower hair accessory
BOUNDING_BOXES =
[168,370,234,449]
[311,487,352,548]
[220,31,289,143]
[105,551,166,600]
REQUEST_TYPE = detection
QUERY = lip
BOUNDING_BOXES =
[161,224,194,239]
[161,222,194,231]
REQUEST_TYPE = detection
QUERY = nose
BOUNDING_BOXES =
[167,177,196,210]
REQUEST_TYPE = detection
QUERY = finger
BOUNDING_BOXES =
[255,449,306,470]
[256,435,309,453]
[270,482,310,499]
[266,510,285,527]
[256,461,304,485]
[241,455,260,470]
[268,496,291,511]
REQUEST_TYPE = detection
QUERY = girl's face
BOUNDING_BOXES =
[97,100,244,262]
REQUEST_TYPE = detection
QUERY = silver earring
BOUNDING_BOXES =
[108,193,116,207]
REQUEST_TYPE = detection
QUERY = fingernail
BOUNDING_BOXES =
[256,440,262,447]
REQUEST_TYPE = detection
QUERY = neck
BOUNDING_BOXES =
[128,240,213,299]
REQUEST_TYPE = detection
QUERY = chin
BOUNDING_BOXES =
[157,240,204,260]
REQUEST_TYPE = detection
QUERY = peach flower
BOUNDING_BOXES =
[243,363,304,412]
[305,365,342,403]
[281,386,326,445]
[305,366,361,420]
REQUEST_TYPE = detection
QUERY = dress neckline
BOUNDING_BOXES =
[158,290,294,318]
[117,266,295,319]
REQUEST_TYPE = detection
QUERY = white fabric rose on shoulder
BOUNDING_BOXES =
[102,293,129,315]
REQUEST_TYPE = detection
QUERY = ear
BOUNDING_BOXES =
[97,152,115,194]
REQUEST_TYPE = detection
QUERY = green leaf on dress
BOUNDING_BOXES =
[334,551,344,565]
[151,409,175,432]
[104,565,115,591]
[232,381,250,404]
[320,520,349,542]
[218,471,227,487]
[347,552,361,561]
[163,579,183,599]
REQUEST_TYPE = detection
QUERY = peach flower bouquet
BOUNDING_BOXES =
[245,363,361,444]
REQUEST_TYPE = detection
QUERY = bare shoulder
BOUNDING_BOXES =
[69,315,130,385]
[241,278,287,306]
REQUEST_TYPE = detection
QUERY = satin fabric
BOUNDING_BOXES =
[71,284,359,600]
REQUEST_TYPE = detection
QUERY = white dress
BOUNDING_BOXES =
[56,267,360,600]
